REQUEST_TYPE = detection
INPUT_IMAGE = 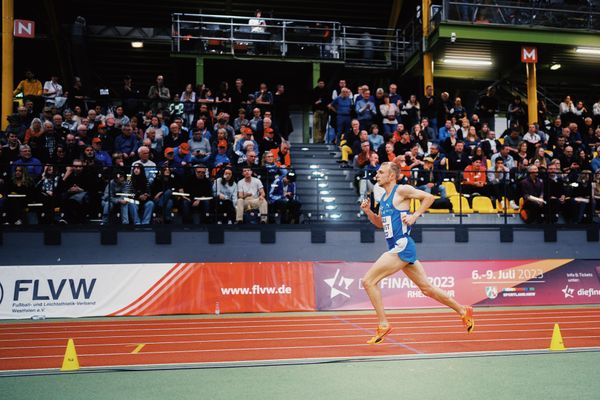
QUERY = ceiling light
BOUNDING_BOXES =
[575,47,600,55]
[318,183,328,188]
[322,197,336,203]
[329,213,342,219]
[309,164,320,169]
[442,58,492,66]
[550,63,561,70]
[325,205,337,210]
[131,41,144,48]
[320,190,330,195]
[301,147,309,151]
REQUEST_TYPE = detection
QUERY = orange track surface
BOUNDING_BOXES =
[1,308,600,371]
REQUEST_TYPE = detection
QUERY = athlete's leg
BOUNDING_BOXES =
[402,260,466,315]
[362,252,407,327]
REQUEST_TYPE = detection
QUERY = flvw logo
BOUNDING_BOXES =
[485,286,498,300]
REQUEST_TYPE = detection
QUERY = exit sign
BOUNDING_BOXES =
[521,47,538,63]
[14,19,35,38]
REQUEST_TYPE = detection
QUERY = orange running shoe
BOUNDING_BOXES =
[461,306,475,334]
[367,325,392,344]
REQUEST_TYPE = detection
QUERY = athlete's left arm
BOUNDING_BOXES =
[397,185,435,226]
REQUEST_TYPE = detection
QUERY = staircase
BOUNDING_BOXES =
[290,144,366,223]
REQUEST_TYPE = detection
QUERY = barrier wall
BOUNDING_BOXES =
[1,259,599,319]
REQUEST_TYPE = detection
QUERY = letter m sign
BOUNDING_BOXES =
[521,47,537,63]
[14,20,35,38]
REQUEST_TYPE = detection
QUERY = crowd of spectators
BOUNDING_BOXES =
[313,78,600,223]
[1,71,300,225]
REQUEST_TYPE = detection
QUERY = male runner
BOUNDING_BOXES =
[360,162,474,344]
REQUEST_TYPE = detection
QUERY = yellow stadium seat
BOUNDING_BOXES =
[449,194,473,213]
[472,196,497,213]
[496,197,519,214]
[441,181,457,196]
[486,159,492,169]
[428,196,451,213]
[498,138,504,145]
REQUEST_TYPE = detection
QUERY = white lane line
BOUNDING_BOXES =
[2,335,600,360]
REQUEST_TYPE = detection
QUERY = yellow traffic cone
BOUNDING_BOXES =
[549,323,566,351]
[60,339,80,371]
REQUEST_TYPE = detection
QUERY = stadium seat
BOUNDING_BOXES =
[496,197,519,214]
[449,194,472,213]
[428,196,451,213]
[472,196,497,213]
[486,159,492,169]
[441,181,457,196]
[498,138,504,145]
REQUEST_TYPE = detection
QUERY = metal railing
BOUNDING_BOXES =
[171,13,407,68]
[442,0,600,30]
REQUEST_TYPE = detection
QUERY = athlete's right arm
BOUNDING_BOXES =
[360,197,383,228]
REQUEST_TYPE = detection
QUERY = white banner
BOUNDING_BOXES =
[0,264,175,319]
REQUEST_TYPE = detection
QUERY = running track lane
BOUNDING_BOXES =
[1,308,600,371]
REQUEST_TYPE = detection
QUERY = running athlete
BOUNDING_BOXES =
[360,162,474,344]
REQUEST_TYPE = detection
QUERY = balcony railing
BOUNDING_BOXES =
[441,0,600,30]
[171,13,408,68]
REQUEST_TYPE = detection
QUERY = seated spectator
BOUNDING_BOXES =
[487,157,512,206]
[114,124,139,164]
[523,124,542,158]
[180,164,213,224]
[491,145,516,170]
[258,118,280,157]
[129,164,155,225]
[113,106,130,129]
[447,141,471,175]
[462,158,488,197]
[338,119,361,168]
[440,127,459,155]
[236,166,268,224]
[233,108,248,134]
[4,166,35,225]
[354,140,373,170]
[378,141,397,163]
[480,130,501,158]
[188,129,211,165]
[131,146,157,183]
[272,141,291,171]
[144,127,164,156]
[592,146,600,173]
[464,127,480,157]
[355,89,376,131]
[60,159,91,224]
[269,170,301,224]
[503,129,522,156]
[13,145,43,180]
[213,167,237,224]
[234,127,259,158]
[209,140,232,175]
[368,124,384,152]
[545,163,572,223]
[92,138,112,167]
[101,171,129,225]
[151,166,177,224]
[438,120,453,143]
[36,164,61,224]
[3,132,22,163]
[172,143,192,177]
[520,165,545,223]
[357,152,380,203]
[164,122,188,149]
[414,156,447,198]
[592,171,600,218]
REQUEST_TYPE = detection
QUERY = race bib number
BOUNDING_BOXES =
[382,216,393,239]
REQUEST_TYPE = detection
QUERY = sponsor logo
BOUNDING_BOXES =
[324,269,354,299]
[562,285,574,298]
[577,288,600,298]
[13,279,96,301]
[501,287,536,297]
[485,286,498,300]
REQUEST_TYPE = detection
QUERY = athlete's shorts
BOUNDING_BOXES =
[387,236,417,264]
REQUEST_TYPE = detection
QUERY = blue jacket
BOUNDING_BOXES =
[269,175,296,204]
